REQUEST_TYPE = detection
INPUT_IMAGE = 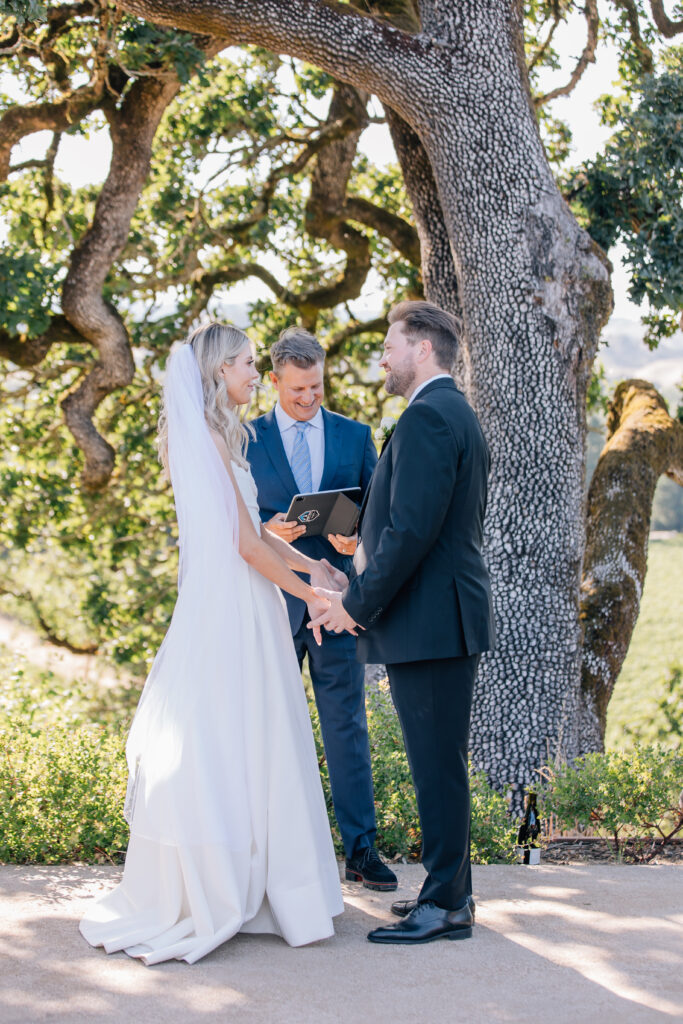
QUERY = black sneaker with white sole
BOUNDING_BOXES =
[345,847,398,891]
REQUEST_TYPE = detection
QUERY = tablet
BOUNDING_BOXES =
[285,488,361,538]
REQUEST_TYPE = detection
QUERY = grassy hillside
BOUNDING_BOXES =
[605,533,683,750]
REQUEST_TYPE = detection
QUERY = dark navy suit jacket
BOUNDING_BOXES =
[343,377,496,664]
[247,406,378,633]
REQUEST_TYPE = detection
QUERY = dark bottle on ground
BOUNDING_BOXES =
[517,790,541,864]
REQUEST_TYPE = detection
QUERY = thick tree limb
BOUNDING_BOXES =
[579,380,683,749]
[343,196,420,265]
[115,0,429,120]
[61,45,221,489]
[0,73,107,181]
[648,0,683,37]
[0,316,83,366]
[0,584,99,654]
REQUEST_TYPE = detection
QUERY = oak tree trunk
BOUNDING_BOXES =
[579,380,683,749]
[114,0,615,793]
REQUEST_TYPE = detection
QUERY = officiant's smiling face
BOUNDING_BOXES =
[380,322,419,398]
[270,361,325,422]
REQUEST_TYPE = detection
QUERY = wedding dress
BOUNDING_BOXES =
[79,344,343,964]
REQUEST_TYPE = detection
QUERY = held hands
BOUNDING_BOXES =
[307,592,331,647]
[307,589,363,639]
[317,558,349,592]
[265,512,306,542]
[327,532,358,556]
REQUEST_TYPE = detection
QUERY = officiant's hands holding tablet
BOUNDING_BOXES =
[326,532,358,556]
[264,512,307,541]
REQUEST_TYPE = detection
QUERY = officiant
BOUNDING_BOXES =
[247,327,397,891]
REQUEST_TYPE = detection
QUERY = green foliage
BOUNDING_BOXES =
[0,0,45,25]
[567,48,683,346]
[0,659,516,864]
[606,536,683,749]
[0,248,58,337]
[0,725,128,863]
[117,18,209,84]
[623,665,683,748]
[540,746,683,861]
[586,362,609,416]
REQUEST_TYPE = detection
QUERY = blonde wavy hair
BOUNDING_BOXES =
[158,321,255,474]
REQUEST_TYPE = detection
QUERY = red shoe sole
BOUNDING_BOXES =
[345,869,398,891]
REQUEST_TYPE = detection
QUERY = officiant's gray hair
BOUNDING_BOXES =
[271,327,325,377]
[388,301,460,371]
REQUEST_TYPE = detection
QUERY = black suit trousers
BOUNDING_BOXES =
[387,654,480,910]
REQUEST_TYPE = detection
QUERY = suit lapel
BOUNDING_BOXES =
[358,431,393,531]
[259,408,299,495]
[319,408,342,491]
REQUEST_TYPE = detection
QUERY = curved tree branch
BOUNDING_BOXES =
[61,42,222,490]
[0,584,99,654]
[0,316,84,366]
[534,0,599,108]
[343,196,420,265]
[0,73,108,182]
[611,0,654,73]
[578,379,683,750]
[648,0,683,37]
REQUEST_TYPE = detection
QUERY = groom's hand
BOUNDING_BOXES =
[308,589,362,637]
[306,593,330,647]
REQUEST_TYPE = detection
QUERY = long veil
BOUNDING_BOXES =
[124,342,247,846]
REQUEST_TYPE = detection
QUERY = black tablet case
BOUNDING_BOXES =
[285,488,361,537]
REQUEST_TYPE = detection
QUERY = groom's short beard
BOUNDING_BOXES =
[384,359,416,398]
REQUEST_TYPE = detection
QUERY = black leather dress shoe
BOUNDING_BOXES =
[391,894,476,920]
[367,899,473,944]
[345,847,398,891]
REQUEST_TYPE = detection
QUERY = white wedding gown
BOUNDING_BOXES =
[80,460,343,964]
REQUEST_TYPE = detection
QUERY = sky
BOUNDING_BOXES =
[3,12,682,392]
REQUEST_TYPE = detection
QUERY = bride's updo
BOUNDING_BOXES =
[158,321,255,474]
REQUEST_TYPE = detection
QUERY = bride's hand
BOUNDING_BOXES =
[307,593,330,647]
[310,560,347,593]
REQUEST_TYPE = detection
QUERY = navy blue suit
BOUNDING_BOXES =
[247,406,378,857]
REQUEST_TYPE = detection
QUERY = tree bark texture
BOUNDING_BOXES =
[93,0,616,789]
[579,380,683,750]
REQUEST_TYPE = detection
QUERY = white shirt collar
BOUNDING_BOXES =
[407,374,453,405]
[274,402,324,431]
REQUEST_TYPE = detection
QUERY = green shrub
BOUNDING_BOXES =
[0,725,128,863]
[0,660,517,865]
[540,745,683,861]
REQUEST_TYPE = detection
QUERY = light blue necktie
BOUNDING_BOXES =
[291,421,312,493]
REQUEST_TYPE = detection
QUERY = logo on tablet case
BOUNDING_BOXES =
[299,509,320,524]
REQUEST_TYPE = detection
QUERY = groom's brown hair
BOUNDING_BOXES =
[388,301,460,371]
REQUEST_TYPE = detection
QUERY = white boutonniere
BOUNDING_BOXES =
[374,416,396,444]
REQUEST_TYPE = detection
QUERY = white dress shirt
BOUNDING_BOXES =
[408,373,453,405]
[274,403,325,492]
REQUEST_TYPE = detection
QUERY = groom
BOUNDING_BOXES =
[310,300,495,945]
[247,327,397,891]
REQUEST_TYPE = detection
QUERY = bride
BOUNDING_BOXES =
[80,322,344,964]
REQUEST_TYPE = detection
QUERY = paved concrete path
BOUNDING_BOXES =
[0,863,681,1023]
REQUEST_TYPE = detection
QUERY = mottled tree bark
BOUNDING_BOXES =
[113,0,615,793]
[579,380,683,749]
